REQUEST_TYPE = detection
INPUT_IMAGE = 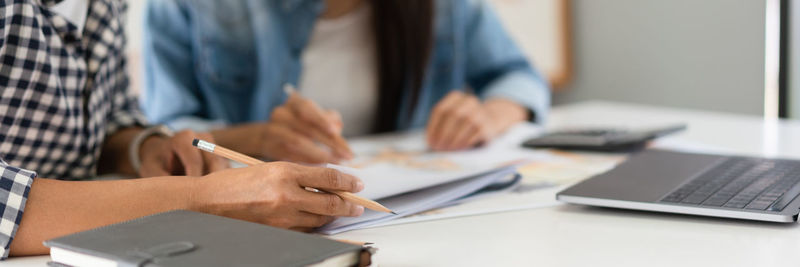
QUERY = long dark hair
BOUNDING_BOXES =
[371,0,434,133]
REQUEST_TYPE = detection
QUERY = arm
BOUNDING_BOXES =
[463,0,551,124]
[426,0,551,150]
[9,175,195,256]
[9,163,365,257]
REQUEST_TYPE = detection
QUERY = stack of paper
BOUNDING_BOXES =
[319,165,518,234]
[318,124,553,234]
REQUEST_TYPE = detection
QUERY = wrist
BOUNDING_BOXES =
[139,135,165,159]
[129,125,173,175]
[186,175,207,213]
[484,98,527,132]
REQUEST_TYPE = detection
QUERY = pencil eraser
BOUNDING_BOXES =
[192,139,199,147]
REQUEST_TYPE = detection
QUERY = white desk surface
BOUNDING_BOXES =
[8,101,800,266]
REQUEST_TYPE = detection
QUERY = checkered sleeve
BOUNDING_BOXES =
[101,0,148,136]
[104,71,148,135]
[0,159,35,260]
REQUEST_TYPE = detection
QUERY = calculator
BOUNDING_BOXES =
[521,124,687,152]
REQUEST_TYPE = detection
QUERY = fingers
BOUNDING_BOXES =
[289,212,336,230]
[270,106,315,141]
[284,136,338,164]
[286,96,353,158]
[427,91,464,148]
[325,110,343,135]
[167,130,230,176]
[198,135,230,173]
[274,101,353,160]
[463,127,487,149]
[295,166,364,193]
[296,189,364,217]
[440,96,481,150]
[170,131,206,176]
[435,113,461,150]
[448,122,478,150]
[427,91,488,151]
[265,123,336,164]
[286,94,339,136]
[137,138,171,177]
[288,119,350,161]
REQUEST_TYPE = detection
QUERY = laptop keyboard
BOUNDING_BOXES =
[660,157,800,212]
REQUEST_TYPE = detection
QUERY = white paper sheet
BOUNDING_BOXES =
[317,166,518,234]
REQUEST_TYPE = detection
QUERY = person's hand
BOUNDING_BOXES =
[259,92,353,163]
[192,162,365,231]
[426,91,528,151]
[139,130,229,177]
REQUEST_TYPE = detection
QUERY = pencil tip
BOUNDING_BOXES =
[364,242,374,246]
[391,211,398,215]
[192,139,199,147]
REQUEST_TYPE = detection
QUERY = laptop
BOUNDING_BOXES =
[557,149,800,222]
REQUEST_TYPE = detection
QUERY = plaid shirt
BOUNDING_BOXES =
[0,0,145,258]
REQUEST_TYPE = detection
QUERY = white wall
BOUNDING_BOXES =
[790,0,800,118]
[125,0,145,95]
[555,0,767,116]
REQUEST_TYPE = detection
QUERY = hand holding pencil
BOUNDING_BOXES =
[192,139,396,215]
[261,84,353,163]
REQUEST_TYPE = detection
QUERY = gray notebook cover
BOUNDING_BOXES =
[44,210,361,267]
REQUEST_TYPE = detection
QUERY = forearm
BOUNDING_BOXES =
[479,71,551,124]
[97,127,143,176]
[9,176,197,256]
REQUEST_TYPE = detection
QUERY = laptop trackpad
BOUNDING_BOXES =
[559,149,724,203]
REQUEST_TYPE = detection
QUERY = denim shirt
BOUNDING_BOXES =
[142,0,550,132]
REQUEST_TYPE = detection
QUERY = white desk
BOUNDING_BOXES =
[8,101,800,266]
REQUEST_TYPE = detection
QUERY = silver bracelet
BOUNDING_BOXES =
[129,125,174,174]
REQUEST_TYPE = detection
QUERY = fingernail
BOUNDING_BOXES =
[352,205,365,216]
[355,180,365,192]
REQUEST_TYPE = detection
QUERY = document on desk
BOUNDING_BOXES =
[318,166,519,234]
[332,124,553,200]
[313,124,547,234]
[366,149,627,229]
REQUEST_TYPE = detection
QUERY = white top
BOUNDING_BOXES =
[299,3,377,137]
[51,0,88,33]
